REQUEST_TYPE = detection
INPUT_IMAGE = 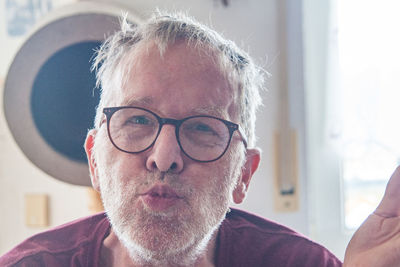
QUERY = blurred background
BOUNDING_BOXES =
[1,0,399,261]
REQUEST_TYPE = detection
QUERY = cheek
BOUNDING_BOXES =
[95,129,145,176]
[186,156,238,197]
[214,147,246,197]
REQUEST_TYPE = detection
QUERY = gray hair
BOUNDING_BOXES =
[92,11,265,147]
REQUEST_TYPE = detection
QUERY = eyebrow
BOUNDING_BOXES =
[191,106,229,118]
[120,96,153,107]
[119,97,229,119]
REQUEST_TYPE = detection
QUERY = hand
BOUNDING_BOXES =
[344,166,400,267]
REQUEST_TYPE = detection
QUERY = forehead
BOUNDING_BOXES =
[110,41,238,120]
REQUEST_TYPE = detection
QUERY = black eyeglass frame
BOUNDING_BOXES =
[102,106,248,163]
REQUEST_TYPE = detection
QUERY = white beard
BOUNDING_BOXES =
[95,146,241,266]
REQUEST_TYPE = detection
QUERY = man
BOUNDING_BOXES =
[0,11,399,267]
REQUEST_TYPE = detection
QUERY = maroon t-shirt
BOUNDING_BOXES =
[0,209,342,266]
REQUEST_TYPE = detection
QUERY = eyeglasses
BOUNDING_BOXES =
[102,106,247,162]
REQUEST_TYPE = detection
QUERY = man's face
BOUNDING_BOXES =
[89,42,248,263]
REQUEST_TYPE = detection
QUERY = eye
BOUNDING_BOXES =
[132,116,150,124]
[124,115,154,126]
[186,122,218,136]
[195,123,214,132]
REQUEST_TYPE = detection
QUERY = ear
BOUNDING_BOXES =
[84,129,100,192]
[232,148,261,204]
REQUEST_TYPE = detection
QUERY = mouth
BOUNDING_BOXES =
[140,185,184,212]
[145,185,183,198]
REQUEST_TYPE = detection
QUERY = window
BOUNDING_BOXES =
[337,0,400,229]
[304,0,400,259]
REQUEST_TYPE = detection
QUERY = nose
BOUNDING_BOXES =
[146,125,184,173]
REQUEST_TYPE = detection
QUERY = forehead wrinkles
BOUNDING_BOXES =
[111,41,240,120]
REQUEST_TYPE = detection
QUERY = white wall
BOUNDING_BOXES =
[0,0,313,255]
[0,0,91,255]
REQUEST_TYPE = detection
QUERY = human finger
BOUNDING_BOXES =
[374,166,400,218]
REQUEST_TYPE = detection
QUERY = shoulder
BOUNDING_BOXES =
[218,208,342,267]
[0,213,109,267]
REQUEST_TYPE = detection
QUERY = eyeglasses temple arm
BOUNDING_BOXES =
[237,125,248,148]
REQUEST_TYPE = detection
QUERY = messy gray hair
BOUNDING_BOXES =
[92,11,265,147]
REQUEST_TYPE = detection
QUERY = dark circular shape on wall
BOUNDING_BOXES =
[31,41,101,163]
[3,3,141,186]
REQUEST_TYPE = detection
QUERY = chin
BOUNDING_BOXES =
[118,222,219,266]
[102,186,229,265]
[104,207,220,265]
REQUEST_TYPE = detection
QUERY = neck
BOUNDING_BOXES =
[100,229,218,267]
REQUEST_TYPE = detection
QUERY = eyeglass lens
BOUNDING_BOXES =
[108,107,231,162]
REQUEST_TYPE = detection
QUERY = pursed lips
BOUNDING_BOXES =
[142,184,184,198]
[139,184,185,211]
